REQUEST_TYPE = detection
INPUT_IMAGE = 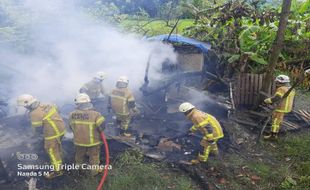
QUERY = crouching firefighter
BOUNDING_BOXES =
[108,76,139,137]
[263,75,295,140]
[69,93,105,176]
[179,102,224,164]
[17,94,66,179]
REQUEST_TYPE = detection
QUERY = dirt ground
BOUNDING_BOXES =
[1,90,309,190]
[293,90,310,110]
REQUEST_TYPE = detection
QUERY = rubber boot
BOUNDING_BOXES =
[45,170,64,179]
[123,132,131,137]
[190,159,200,164]
[264,132,278,141]
[122,130,131,137]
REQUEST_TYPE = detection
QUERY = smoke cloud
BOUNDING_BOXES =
[0,0,176,112]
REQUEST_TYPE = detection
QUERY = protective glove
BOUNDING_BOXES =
[264,98,272,104]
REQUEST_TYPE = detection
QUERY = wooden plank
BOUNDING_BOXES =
[258,74,263,95]
[236,75,241,107]
[245,73,250,104]
[282,121,300,130]
[248,74,252,104]
[249,73,254,104]
[248,110,269,118]
[231,118,259,127]
[301,110,310,118]
[299,110,310,121]
[254,74,260,105]
[242,74,247,104]
[248,73,252,104]
[240,74,245,105]
[292,110,310,125]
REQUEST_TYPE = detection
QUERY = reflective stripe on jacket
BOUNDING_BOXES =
[30,103,66,140]
[69,109,105,147]
[80,80,105,99]
[187,109,224,140]
[274,86,295,113]
[110,88,134,115]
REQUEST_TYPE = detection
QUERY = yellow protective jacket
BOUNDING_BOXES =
[80,80,105,99]
[110,87,135,115]
[30,103,66,140]
[273,86,295,113]
[187,109,224,141]
[69,109,105,147]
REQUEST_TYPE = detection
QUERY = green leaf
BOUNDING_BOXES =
[299,0,310,14]
[286,177,297,186]
[227,54,240,63]
[249,53,267,65]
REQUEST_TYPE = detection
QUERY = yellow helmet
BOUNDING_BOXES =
[275,75,290,83]
[75,93,91,103]
[179,102,195,113]
[94,71,107,80]
[17,94,37,107]
[117,76,129,84]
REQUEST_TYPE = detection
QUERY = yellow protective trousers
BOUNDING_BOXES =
[75,145,101,175]
[44,137,63,172]
[116,114,131,131]
[271,111,285,133]
[198,139,219,162]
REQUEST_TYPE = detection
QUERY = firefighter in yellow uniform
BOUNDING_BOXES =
[264,75,295,140]
[69,93,105,176]
[108,76,138,137]
[179,102,224,164]
[17,94,66,179]
[80,71,107,100]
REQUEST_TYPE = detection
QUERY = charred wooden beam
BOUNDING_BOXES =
[247,110,269,118]
[231,118,260,128]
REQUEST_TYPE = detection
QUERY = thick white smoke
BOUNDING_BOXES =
[0,0,176,111]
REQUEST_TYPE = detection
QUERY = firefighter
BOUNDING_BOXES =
[108,76,138,137]
[69,93,105,176]
[179,102,224,164]
[80,71,107,100]
[263,75,295,140]
[17,94,65,179]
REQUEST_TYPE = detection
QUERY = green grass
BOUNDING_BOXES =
[275,132,310,189]
[63,150,195,190]
[119,19,194,36]
[218,131,310,190]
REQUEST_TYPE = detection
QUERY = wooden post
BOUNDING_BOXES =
[258,0,292,105]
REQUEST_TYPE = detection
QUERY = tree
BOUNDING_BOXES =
[260,0,292,98]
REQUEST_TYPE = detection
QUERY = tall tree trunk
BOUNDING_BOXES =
[259,0,292,101]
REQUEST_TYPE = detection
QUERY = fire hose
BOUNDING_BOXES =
[96,131,110,190]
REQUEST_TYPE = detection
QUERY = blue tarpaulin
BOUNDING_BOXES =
[148,34,211,53]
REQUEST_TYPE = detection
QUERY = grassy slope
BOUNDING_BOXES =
[63,151,199,190]
[119,19,194,36]
[206,131,310,190]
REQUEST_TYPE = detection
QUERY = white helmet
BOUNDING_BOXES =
[75,93,91,104]
[117,76,129,84]
[275,75,290,83]
[94,71,107,80]
[17,94,37,107]
[179,102,195,113]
